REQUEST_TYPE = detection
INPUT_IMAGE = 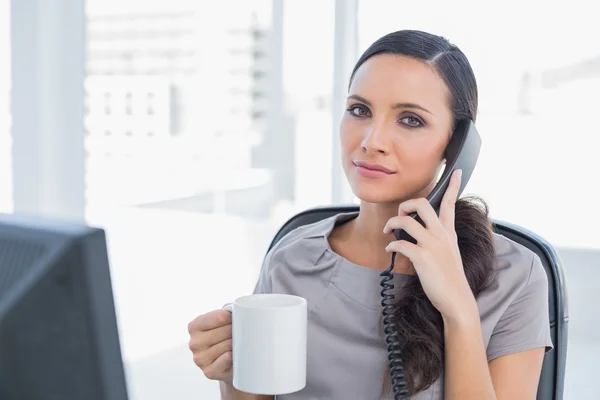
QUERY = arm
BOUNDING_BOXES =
[443,303,496,400]
[444,254,551,400]
[484,255,551,400]
[383,173,551,399]
[488,347,545,399]
[443,309,546,400]
[220,382,274,400]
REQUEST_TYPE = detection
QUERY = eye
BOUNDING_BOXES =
[399,116,423,128]
[346,104,371,118]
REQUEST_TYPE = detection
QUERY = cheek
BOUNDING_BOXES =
[394,137,444,167]
[409,147,440,168]
[392,137,447,189]
[339,118,362,154]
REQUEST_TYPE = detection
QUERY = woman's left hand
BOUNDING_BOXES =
[383,169,478,322]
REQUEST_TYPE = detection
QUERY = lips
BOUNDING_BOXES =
[353,161,395,174]
[353,161,395,179]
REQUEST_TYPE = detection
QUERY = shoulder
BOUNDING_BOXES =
[254,212,353,300]
[482,232,554,359]
[261,212,352,275]
[477,232,549,331]
[267,213,338,258]
[491,232,547,290]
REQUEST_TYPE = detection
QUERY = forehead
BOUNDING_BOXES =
[349,54,450,114]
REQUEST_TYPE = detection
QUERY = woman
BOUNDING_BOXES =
[188,30,553,399]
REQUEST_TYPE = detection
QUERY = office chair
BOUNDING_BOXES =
[267,205,569,400]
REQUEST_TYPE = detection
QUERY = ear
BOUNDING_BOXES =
[435,160,447,181]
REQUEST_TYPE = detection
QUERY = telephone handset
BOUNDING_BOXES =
[380,120,482,399]
[394,119,482,244]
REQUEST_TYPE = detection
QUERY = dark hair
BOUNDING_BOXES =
[349,30,496,395]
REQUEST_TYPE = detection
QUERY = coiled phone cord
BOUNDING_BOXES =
[380,250,409,399]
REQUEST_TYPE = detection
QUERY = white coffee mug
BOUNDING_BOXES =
[223,293,307,395]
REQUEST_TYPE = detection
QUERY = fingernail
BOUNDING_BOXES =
[457,169,463,180]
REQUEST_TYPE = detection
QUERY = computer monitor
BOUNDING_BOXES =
[0,213,129,400]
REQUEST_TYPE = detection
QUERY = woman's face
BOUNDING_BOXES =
[341,54,455,205]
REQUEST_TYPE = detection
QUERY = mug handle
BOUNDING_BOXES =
[222,303,233,312]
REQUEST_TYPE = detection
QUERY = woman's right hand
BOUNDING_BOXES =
[188,308,233,384]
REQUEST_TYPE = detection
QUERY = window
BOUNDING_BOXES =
[82,1,335,398]
[125,92,133,115]
[0,0,11,214]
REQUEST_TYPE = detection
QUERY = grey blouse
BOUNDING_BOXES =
[253,212,554,399]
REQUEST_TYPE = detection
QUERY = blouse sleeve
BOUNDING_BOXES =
[486,254,555,361]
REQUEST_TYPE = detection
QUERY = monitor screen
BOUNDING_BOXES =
[0,213,129,400]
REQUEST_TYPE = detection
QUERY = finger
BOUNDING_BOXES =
[383,215,432,245]
[190,323,232,352]
[385,239,421,261]
[438,169,462,231]
[203,351,233,381]
[192,338,232,369]
[397,198,444,235]
[205,323,233,348]
[188,309,232,333]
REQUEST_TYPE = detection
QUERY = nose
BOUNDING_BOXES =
[361,121,390,155]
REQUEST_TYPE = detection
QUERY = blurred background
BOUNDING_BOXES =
[0,0,598,398]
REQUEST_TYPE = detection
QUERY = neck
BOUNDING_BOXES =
[354,201,398,247]
[349,201,414,274]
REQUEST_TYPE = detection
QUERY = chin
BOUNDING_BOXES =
[349,180,404,204]
[354,192,402,205]
[344,164,427,204]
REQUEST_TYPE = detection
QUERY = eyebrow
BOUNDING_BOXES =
[347,94,434,115]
